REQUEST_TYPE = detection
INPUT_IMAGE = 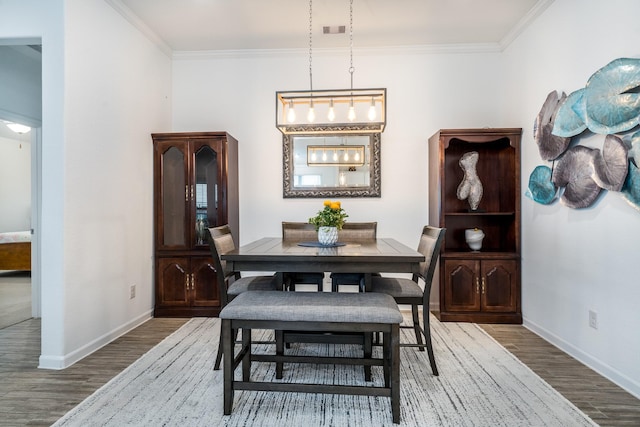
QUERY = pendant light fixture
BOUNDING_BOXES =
[276,0,386,135]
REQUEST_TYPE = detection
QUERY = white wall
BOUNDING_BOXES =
[55,0,172,366]
[0,135,31,232]
[1,0,172,369]
[0,0,67,366]
[172,48,505,250]
[501,0,640,397]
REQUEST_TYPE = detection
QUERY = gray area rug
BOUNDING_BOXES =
[53,315,597,426]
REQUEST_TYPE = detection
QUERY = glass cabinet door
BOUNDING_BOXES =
[193,143,219,247]
[160,145,188,248]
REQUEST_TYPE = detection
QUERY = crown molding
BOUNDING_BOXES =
[172,42,503,61]
[104,0,172,58]
[500,0,555,50]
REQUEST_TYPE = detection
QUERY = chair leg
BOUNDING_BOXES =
[423,307,439,376]
[364,332,372,381]
[412,304,425,351]
[223,320,234,415]
[215,326,239,370]
[276,330,285,379]
[214,331,224,370]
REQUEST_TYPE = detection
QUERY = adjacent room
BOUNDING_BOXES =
[1,0,639,425]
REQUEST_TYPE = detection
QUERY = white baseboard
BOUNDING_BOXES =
[38,310,154,370]
[524,316,640,400]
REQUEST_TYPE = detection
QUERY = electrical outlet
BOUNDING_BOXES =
[130,284,136,299]
[588,310,598,329]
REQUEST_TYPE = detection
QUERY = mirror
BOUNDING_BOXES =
[283,130,381,198]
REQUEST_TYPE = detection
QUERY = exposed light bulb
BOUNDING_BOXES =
[322,150,327,161]
[327,99,336,121]
[339,172,346,186]
[343,150,349,161]
[354,151,360,162]
[333,151,338,161]
[367,97,377,121]
[348,99,356,122]
[286,100,296,123]
[311,150,317,162]
[307,99,315,122]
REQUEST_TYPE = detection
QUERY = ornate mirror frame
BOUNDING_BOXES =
[283,130,381,198]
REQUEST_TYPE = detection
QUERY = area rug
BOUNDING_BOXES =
[52,315,597,427]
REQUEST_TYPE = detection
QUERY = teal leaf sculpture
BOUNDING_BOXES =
[629,129,640,169]
[582,57,640,134]
[592,134,629,191]
[552,146,601,209]
[553,88,587,137]
[534,91,572,160]
[621,160,640,211]
[526,165,557,204]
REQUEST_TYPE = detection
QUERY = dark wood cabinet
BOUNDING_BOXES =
[429,128,522,323]
[152,132,238,317]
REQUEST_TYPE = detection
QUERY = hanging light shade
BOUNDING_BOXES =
[275,0,386,135]
[276,88,386,134]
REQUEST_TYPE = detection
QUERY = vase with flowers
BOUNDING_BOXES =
[309,200,348,246]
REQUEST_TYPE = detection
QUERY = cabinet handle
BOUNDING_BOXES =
[185,275,189,290]
[191,273,195,290]
[191,185,194,201]
[185,185,189,202]
[481,277,486,294]
[475,277,480,294]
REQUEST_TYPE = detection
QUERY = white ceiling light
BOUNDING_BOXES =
[5,122,31,134]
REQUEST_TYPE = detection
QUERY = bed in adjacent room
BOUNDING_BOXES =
[0,231,31,271]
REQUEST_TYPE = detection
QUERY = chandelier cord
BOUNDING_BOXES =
[309,0,313,92]
[349,0,354,92]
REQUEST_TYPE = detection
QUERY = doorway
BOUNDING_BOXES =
[0,43,42,329]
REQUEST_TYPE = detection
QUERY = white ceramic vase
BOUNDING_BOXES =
[465,228,485,251]
[318,226,339,246]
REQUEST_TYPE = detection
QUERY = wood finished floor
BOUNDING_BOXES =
[0,318,638,426]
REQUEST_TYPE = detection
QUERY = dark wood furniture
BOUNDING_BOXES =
[281,222,325,291]
[429,128,522,324]
[207,225,278,370]
[370,226,445,376]
[220,290,402,424]
[0,242,31,271]
[152,132,239,317]
[221,237,425,292]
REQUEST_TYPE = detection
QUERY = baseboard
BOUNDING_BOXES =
[524,316,640,400]
[38,309,154,370]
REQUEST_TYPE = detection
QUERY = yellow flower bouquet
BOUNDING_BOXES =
[308,200,348,230]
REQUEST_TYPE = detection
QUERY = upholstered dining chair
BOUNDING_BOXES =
[208,225,280,370]
[281,222,325,291]
[370,225,445,376]
[331,222,378,292]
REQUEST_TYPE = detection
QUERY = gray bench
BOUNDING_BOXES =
[220,290,403,424]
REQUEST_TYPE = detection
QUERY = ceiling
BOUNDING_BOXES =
[112,0,548,52]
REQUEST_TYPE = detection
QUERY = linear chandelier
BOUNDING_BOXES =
[275,0,387,135]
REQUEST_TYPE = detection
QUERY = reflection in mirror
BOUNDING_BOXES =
[283,131,381,198]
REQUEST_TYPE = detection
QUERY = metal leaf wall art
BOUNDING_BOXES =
[527,57,640,211]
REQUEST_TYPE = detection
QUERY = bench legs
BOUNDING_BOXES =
[222,319,401,424]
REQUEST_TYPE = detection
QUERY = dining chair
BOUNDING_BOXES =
[370,225,445,376]
[281,222,325,291]
[331,222,378,292]
[208,225,280,370]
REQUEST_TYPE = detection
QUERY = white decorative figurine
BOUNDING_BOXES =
[456,151,483,211]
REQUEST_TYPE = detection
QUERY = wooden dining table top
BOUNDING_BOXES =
[222,237,425,290]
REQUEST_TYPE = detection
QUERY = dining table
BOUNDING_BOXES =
[221,237,425,291]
